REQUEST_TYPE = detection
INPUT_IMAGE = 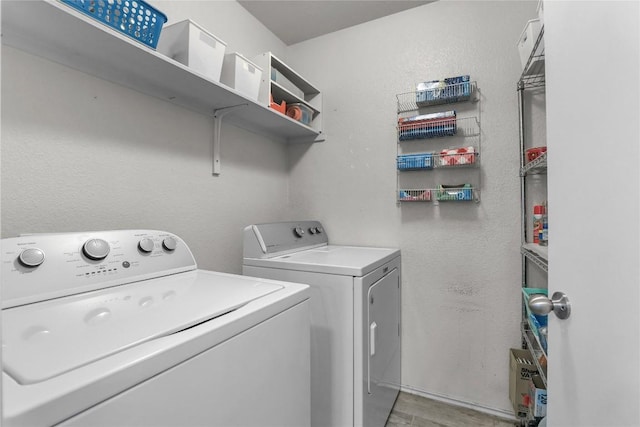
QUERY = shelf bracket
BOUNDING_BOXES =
[212,104,248,176]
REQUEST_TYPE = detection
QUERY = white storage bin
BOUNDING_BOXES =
[517,18,544,72]
[220,53,263,101]
[157,20,227,82]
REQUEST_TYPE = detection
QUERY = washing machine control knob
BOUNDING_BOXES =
[138,238,155,253]
[294,227,305,238]
[83,238,110,261]
[315,226,323,234]
[309,227,317,234]
[162,237,177,251]
[18,248,45,268]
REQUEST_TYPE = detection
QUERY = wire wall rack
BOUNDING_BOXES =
[398,185,477,203]
[396,81,478,113]
[396,78,481,205]
[397,148,479,171]
[397,116,480,141]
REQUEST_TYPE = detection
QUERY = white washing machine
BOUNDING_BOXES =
[1,230,310,427]
[242,221,401,427]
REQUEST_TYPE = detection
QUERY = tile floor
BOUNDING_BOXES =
[385,392,518,427]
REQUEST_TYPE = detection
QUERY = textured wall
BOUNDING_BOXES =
[285,0,538,414]
[1,0,540,416]
[1,1,289,274]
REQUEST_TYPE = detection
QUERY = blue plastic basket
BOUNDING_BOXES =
[61,0,167,49]
[397,153,433,170]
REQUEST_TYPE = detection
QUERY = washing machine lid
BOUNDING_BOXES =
[2,270,283,385]
[244,245,400,276]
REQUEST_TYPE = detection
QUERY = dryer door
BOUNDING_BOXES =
[365,266,400,427]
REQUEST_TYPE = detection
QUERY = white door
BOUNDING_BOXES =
[544,2,639,426]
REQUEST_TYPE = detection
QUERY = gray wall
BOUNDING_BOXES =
[285,0,537,414]
[1,1,289,273]
[1,0,538,417]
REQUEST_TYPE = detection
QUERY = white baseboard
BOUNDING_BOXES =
[399,385,518,422]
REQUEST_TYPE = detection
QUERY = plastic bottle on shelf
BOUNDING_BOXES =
[539,208,548,246]
[533,205,545,244]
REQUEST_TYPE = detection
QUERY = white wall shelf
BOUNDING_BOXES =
[1,0,321,143]
[253,52,323,137]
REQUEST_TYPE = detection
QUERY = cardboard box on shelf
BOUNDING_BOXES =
[509,348,539,417]
[528,375,547,418]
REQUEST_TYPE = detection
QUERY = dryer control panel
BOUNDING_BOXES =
[1,230,197,308]
[243,221,329,259]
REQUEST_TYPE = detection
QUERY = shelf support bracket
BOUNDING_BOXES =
[212,104,248,176]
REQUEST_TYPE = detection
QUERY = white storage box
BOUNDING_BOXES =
[220,53,263,101]
[517,18,544,73]
[157,20,227,82]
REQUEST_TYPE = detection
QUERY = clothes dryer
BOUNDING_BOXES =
[243,221,401,427]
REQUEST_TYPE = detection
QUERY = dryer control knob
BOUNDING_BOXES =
[315,226,323,234]
[83,239,110,261]
[294,227,305,238]
[162,237,177,251]
[19,248,45,268]
[309,227,317,234]
[138,238,155,253]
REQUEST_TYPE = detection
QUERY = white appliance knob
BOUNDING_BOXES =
[83,239,110,260]
[309,227,317,234]
[138,238,155,253]
[19,248,45,268]
[162,237,177,251]
[316,226,323,234]
[294,227,305,238]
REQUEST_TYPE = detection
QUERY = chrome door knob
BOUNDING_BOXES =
[528,291,571,320]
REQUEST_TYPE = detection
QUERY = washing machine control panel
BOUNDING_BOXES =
[1,230,197,308]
